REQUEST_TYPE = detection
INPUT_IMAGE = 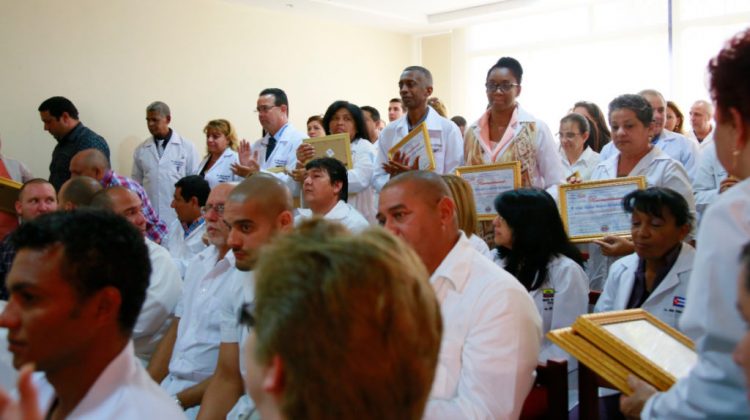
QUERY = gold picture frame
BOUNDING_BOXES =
[558,176,646,243]
[548,309,697,394]
[455,161,522,221]
[387,122,436,172]
[302,133,353,169]
[0,177,22,214]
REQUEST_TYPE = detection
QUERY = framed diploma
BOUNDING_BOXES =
[558,176,646,243]
[548,309,697,394]
[303,133,353,169]
[0,177,22,214]
[455,161,522,220]
[387,122,436,172]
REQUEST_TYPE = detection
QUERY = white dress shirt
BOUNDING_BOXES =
[295,200,370,233]
[559,146,600,181]
[586,146,695,289]
[641,178,750,418]
[373,106,464,191]
[161,247,237,419]
[134,239,183,363]
[33,341,185,419]
[424,233,542,420]
[595,243,694,332]
[163,218,208,278]
[195,148,243,189]
[132,131,201,227]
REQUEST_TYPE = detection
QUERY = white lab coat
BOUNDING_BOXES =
[425,233,541,420]
[195,148,243,189]
[373,106,464,191]
[33,341,185,418]
[162,218,208,278]
[295,200,370,233]
[251,123,306,190]
[586,146,696,289]
[132,131,200,228]
[468,233,494,260]
[600,129,700,180]
[692,137,727,226]
[494,254,589,367]
[0,154,32,182]
[595,244,694,332]
[641,178,750,418]
[134,239,183,364]
[559,146,600,181]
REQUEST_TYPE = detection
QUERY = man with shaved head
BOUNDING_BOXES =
[91,187,182,364]
[70,148,167,243]
[198,173,294,419]
[377,171,542,419]
[58,176,102,210]
[148,183,237,417]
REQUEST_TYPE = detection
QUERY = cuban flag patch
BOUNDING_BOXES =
[673,296,686,308]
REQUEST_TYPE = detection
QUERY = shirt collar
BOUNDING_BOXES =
[429,232,472,294]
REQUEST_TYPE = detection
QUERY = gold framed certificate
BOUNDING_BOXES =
[387,122,436,171]
[0,177,22,214]
[302,133,353,169]
[558,176,646,243]
[455,161,522,220]
[549,309,697,394]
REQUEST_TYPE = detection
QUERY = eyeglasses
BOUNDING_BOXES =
[557,132,582,140]
[200,203,225,215]
[485,82,519,93]
[238,302,255,328]
[254,105,279,114]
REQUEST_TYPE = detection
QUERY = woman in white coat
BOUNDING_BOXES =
[293,101,377,223]
[587,94,695,290]
[195,119,242,188]
[595,187,694,331]
[558,113,600,182]
[491,188,589,365]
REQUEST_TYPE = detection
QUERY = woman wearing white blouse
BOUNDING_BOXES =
[558,112,600,182]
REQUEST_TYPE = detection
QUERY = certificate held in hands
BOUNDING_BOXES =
[558,176,646,243]
[302,133,353,169]
[387,122,436,171]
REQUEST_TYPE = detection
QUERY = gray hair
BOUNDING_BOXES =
[146,101,171,117]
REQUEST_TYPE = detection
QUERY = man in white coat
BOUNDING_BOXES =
[132,101,200,227]
[148,183,237,418]
[688,100,714,148]
[295,157,369,233]
[377,171,542,419]
[163,175,210,277]
[233,88,305,183]
[0,210,184,419]
[91,187,182,364]
[373,66,464,192]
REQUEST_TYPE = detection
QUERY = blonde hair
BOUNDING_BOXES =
[441,174,478,236]
[203,119,238,152]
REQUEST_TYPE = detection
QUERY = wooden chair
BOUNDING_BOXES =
[520,359,569,419]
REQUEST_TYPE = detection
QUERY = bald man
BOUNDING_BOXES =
[377,171,542,420]
[58,176,102,210]
[197,174,294,420]
[70,148,167,243]
[91,187,182,363]
[689,100,714,147]
[148,183,237,417]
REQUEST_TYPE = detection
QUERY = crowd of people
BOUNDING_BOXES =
[0,26,748,420]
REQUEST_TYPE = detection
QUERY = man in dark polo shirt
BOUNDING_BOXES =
[38,96,110,190]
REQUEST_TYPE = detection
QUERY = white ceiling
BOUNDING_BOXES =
[227,0,539,34]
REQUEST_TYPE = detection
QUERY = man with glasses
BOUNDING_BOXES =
[233,88,305,180]
[373,66,464,192]
[197,174,294,419]
[147,182,237,418]
[162,175,210,277]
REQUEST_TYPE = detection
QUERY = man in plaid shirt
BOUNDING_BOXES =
[70,149,167,243]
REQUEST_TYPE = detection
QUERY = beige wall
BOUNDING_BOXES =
[0,0,411,178]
